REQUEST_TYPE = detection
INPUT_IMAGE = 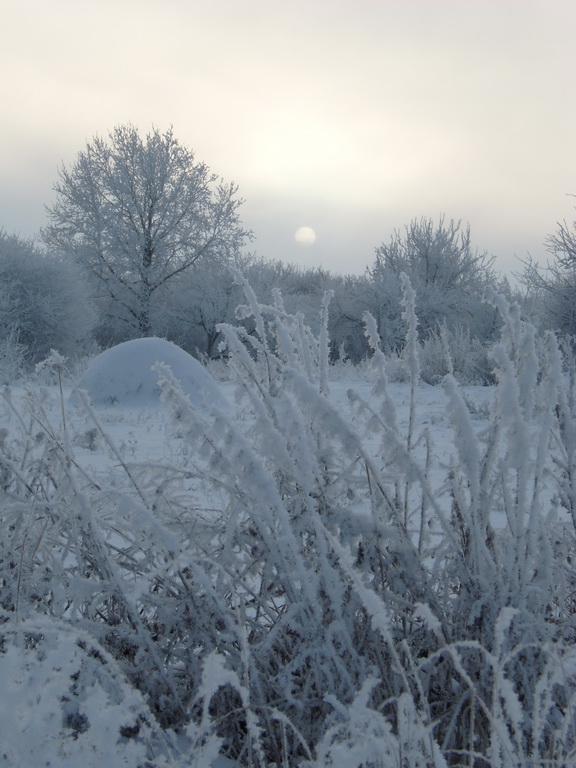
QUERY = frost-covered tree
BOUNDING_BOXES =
[155,254,254,357]
[520,202,576,334]
[42,125,250,341]
[0,231,94,370]
[369,216,498,345]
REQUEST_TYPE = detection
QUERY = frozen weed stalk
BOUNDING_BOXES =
[155,274,575,765]
[0,276,574,767]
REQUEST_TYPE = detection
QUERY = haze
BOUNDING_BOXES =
[2,0,575,275]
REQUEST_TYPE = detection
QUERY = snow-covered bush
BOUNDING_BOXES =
[0,619,174,767]
[0,231,95,365]
[0,327,28,383]
[0,275,574,766]
[369,217,499,346]
[418,322,495,385]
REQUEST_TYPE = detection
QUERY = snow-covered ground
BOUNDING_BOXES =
[4,364,493,501]
[0,335,573,768]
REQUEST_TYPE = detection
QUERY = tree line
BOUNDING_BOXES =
[1,124,574,380]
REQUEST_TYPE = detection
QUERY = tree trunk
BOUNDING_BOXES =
[138,280,152,337]
[139,242,154,336]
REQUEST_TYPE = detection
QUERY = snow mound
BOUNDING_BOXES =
[72,337,228,409]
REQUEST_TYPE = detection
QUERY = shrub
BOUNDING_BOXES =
[419,322,495,385]
[0,231,95,365]
[0,327,28,383]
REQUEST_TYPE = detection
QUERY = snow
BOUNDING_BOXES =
[71,337,229,410]
[1,344,572,768]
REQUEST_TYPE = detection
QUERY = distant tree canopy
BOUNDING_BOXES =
[1,123,536,377]
[42,124,251,343]
[0,231,95,369]
[521,202,576,335]
[367,217,498,351]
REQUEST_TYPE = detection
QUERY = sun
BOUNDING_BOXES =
[294,226,316,245]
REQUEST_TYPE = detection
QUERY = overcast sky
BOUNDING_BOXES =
[2,0,575,275]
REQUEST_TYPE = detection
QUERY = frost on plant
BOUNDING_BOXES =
[0,278,574,767]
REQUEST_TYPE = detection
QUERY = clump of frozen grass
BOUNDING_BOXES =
[326,353,373,381]
[0,277,574,766]
[419,322,495,385]
[0,328,28,383]
[203,355,231,382]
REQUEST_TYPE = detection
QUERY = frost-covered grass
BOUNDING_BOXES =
[0,274,574,767]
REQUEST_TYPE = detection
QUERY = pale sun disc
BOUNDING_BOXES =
[294,226,316,245]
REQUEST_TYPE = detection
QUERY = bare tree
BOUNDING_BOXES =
[42,125,251,340]
[542,204,576,333]
[520,202,576,334]
[547,203,576,272]
[369,216,497,344]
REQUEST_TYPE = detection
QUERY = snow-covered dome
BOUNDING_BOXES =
[72,337,228,409]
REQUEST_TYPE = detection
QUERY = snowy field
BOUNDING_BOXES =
[0,364,491,765]
[22,374,491,489]
[0,304,574,767]
[4,372,492,500]
[0,363,492,564]
[2,356,496,540]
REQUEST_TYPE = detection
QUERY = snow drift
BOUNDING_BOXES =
[72,337,228,409]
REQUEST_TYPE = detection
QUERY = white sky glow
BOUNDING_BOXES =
[2,0,575,275]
